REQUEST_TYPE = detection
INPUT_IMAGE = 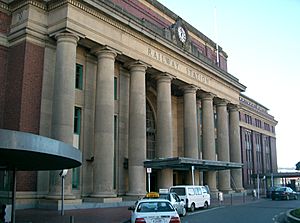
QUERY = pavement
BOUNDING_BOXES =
[15,194,267,223]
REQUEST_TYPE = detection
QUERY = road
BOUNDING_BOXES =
[181,199,299,223]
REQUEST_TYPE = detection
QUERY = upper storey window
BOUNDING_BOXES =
[75,64,83,90]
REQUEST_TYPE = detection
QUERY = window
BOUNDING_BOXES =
[74,107,81,135]
[75,64,83,90]
[72,168,80,189]
[245,130,253,185]
[146,102,156,159]
[73,107,82,189]
[255,133,262,173]
[114,77,118,100]
[255,118,262,128]
[245,114,252,125]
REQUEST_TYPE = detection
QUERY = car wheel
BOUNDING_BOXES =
[181,207,186,217]
[203,201,209,209]
[190,203,195,212]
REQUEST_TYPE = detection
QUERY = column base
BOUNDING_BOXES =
[84,197,122,203]
[46,194,76,200]
[233,187,245,193]
[218,188,234,194]
[90,192,117,198]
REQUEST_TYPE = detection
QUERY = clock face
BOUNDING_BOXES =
[177,26,187,43]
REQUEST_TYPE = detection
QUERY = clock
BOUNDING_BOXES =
[177,26,187,43]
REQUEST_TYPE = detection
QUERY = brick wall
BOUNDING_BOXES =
[4,41,44,133]
[4,40,45,191]
[0,11,11,35]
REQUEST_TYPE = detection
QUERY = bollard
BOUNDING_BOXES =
[252,189,257,200]
[243,192,246,203]
[218,192,224,206]
[70,216,74,223]
[230,194,233,206]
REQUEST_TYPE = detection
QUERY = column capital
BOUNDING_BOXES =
[125,60,150,73]
[91,45,119,59]
[228,104,240,112]
[156,72,175,83]
[215,98,229,107]
[55,32,80,44]
[182,84,198,94]
[200,92,215,101]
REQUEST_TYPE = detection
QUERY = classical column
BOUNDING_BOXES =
[127,61,147,196]
[91,46,117,197]
[216,99,232,193]
[183,85,199,184]
[118,68,130,195]
[156,73,173,189]
[49,32,79,198]
[229,104,244,192]
[201,92,217,193]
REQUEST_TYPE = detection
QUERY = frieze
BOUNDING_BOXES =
[147,47,211,86]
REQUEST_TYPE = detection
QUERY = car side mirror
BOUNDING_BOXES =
[128,206,135,211]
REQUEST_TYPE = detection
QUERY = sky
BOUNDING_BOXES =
[158,0,300,169]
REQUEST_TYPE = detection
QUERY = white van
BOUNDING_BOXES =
[169,185,210,212]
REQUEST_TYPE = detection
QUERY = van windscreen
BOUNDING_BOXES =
[170,188,185,196]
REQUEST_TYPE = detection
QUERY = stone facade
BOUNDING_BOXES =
[0,0,277,207]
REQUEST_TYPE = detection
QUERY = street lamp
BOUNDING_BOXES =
[59,169,68,216]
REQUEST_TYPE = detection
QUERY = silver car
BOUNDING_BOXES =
[128,199,181,223]
[159,192,186,217]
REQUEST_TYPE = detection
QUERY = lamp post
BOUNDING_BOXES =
[59,169,68,216]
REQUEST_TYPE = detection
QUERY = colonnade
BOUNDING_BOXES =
[49,32,243,198]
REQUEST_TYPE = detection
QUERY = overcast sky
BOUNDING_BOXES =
[158,0,300,169]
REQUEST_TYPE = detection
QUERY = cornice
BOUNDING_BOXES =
[0,2,9,13]
[9,0,47,12]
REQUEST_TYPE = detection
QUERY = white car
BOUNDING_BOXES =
[169,185,210,212]
[159,192,186,217]
[128,198,181,223]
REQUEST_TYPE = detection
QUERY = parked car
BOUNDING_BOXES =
[128,199,181,223]
[159,192,186,217]
[266,186,279,198]
[169,185,210,212]
[271,186,298,200]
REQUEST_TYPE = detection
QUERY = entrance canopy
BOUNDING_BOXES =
[144,157,242,171]
[0,129,82,170]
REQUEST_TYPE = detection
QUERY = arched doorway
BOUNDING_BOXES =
[146,102,158,191]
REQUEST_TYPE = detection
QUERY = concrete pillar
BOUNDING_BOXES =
[229,104,244,192]
[183,86,199,184]
[91,46,117,197]
[127,61,148,196]
[49,32,79,198]
[183,85,198,158]
[216,99,232,193]
[118,68,130,195]
[156,73,173,189]
[201,92,217,193]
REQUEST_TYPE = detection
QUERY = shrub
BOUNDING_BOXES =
[291,208,300,218]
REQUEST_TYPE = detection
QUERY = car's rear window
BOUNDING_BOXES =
[170,188,185,196]
[275,187,286,192]
[137,201,174,212]
[159,194,170,200]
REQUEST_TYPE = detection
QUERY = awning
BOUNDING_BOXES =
[0,129,82,170]
[144,157,243,171]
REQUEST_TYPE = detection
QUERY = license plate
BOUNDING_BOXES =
[149,217,168,223]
